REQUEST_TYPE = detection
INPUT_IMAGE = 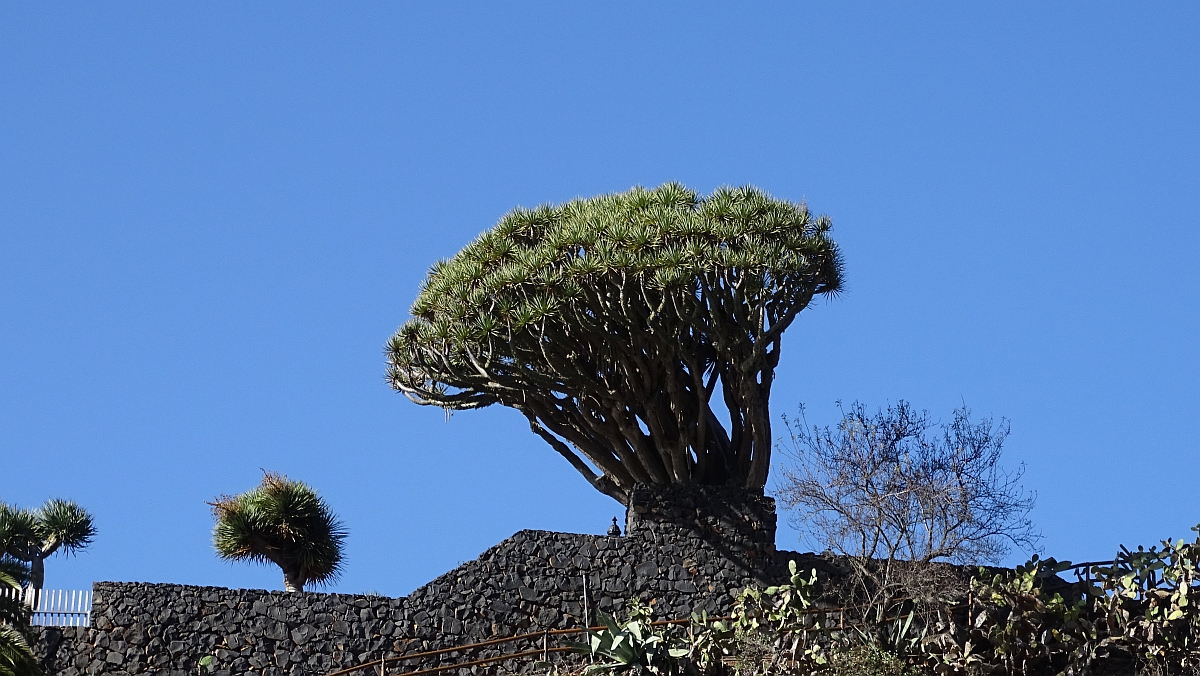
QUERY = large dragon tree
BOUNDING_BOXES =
[387,183,843,504]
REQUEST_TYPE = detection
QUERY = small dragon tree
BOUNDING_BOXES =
[0,499,95,604]
[210,472,346,592]
[387,184,843,504]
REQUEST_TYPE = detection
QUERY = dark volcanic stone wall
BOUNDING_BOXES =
[625,484,780,585]
[35,584,403,676]
[37,486,816,675]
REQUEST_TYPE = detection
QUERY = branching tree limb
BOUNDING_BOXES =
[776,401,1040,611]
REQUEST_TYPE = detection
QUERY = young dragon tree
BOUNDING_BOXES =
[0,499,96,605]
[387,184,843,504]
[210,472,346,593]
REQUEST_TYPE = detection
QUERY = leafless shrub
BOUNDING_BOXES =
[775,401,1040,611]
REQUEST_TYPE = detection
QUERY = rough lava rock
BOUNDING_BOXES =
[35,485,825,675]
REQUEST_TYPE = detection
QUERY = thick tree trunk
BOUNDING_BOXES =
[24,557,46,608]
[28,557,45,589]
[283,570,304,593]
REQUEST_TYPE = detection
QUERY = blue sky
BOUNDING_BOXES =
[1,3,1196,597]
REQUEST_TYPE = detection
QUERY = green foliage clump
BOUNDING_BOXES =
[932,528,1200,675]
[0,499,95,593]
[710,527,1200,675]
[209,472,346,592]
[580,561,931,676]
[583,528,1200,676]
[825,646,926,676]
[387,183,842,503]
[924,556,1089,675]
[722,561,830,672]
[0,498,93,675]
[0,558,41,676]
[571,599,691,675]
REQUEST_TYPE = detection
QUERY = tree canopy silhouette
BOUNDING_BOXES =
[0,499,95,597]
[387,184,843,504]
[210,472,346,593]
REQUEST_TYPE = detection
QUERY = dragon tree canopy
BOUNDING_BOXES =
[387,183,843,504]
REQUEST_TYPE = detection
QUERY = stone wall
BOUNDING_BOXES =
[36,486,820,675]
[624,484,780,585]
[35,584,402,676]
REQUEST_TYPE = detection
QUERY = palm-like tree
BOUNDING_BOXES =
[0,500,96,602]
[0,556,42,676]
[210,472,346,592]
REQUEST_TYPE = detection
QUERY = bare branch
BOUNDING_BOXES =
[775,400,1040,607]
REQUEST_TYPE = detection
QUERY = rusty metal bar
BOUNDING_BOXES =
[324,616,743,676]
[384,643,571,676]
[328,600,970,676]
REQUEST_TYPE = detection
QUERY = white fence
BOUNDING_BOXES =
[1,587,91,626]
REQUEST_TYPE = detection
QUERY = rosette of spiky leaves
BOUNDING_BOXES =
[0,499,95,593]
[387,183,842,503]
[210,472,346,592]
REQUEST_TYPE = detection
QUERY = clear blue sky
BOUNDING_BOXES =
[1,3,1196,597]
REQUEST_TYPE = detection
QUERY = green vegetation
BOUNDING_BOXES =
[564,393,1196,674]
[572,527,1200,676]
[934,535,1200,676]
[0,557,41,676]
[387,183,843,503]
[823,646,926,676]
[569,599,690,674]
[0,499,96,597]
[209,472,346,593]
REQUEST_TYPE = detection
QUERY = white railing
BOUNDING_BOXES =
[0,587,91,626]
